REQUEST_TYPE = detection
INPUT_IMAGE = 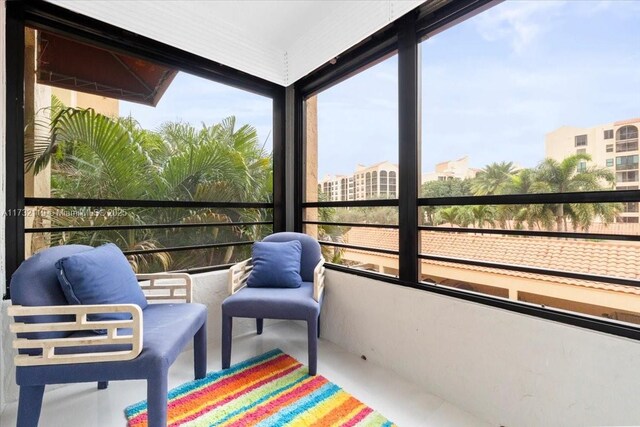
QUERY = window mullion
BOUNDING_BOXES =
[397,13,421,283]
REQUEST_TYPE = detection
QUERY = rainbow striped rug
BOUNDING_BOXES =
[125,349,396,426]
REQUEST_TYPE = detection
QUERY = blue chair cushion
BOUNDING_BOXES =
[55,243,148,325]
[247,241,303,288]
[263,233,322,282]
[16,303,208,385]
[11,244,94,342]
[222,282,320,320]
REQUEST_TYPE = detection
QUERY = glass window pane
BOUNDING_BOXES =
[305,55,398,203]
[420,1,639,198]
[419,0,640,326]
[22,25,273,270]
[420,229,640,325]
[303,54,398,274]
[24,26,273,203]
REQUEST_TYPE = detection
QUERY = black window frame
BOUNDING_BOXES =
[294,0,640,341]
[7,0,640,341]
[616,125,639,152]
[575,134,588,147]
[5,1,286,297]
[616,155,639,170]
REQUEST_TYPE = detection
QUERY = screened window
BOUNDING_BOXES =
[617,126,639,152]
[21,25,274,274]
[419,0,640,326]
[303,54,399,275]
[623,202,639,213]
[388,171,397,198]
[577,161,587,173]
[618,125,638,141]
[380,171,388,195]
[617,216,639,223]
[616,155,639,171]
[617,171,639,183]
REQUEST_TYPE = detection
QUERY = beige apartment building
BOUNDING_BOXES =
[319,161,398,201]
[421,156,479,183]
[545,117,640,223]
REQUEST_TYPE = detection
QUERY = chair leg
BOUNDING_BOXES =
[147,370,168,427]
[307,316,318,376]
[17,385,45,427]
[317,314,321,338]
[194,322,207,379]
[222,313,233,369]
[256,318,264,335]
[97,381,109,390]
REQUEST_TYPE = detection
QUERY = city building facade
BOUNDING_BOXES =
[421,156,479,183]
[546,118,640,222]
[319,161,398,201]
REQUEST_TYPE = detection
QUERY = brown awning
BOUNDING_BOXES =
[37,31,177,107]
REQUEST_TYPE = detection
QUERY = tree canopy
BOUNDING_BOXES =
[27,100,273,272]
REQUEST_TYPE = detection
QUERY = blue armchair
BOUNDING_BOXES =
[222,232,325,375]
[8,245,208,427]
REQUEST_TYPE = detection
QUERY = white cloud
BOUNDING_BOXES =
[474,1,566,54]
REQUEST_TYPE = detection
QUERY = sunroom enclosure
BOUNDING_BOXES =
[2,0,640,426]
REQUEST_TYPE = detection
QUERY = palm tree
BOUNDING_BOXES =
[471,161,517,196]
[434,206,460,226]
[535,153,618,231]
[470,205,496,228]
[501,168,554,230]
[27,102,273,272]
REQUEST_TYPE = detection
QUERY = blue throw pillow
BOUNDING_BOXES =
[247,240,303,288]
[55,243,148,328]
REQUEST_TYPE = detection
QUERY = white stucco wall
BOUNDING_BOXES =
[321,270,640,427]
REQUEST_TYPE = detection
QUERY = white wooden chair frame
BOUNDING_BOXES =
[8,273,192,367]
[228,258,325,302]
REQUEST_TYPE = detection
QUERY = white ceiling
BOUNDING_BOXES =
[50,0,426,86]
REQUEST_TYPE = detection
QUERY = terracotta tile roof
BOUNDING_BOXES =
[338,227,640,294]
[506,220,640,236]
[344,227,398,252]
[614,118,640,126]
[422,258,640,295]
[421,231,640,280]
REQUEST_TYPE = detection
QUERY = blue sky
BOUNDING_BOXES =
[120,75,274,150]
[318,0,640,177]
[121,1,639,179]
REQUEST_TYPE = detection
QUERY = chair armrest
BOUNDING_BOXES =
[313,258,326,302]
[136,272,192,303]
[228,258,252,295]
[8,304,143,367]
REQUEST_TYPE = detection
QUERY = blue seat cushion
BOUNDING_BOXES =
[56,304,205,360]
[16,303,208,385]
[223,282,320,320]
[247,241,303,288]
[55,243,148,326]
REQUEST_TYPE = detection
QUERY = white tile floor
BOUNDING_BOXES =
[1,322,491,427]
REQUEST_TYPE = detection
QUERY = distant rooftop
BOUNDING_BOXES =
[343,227,640,295]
